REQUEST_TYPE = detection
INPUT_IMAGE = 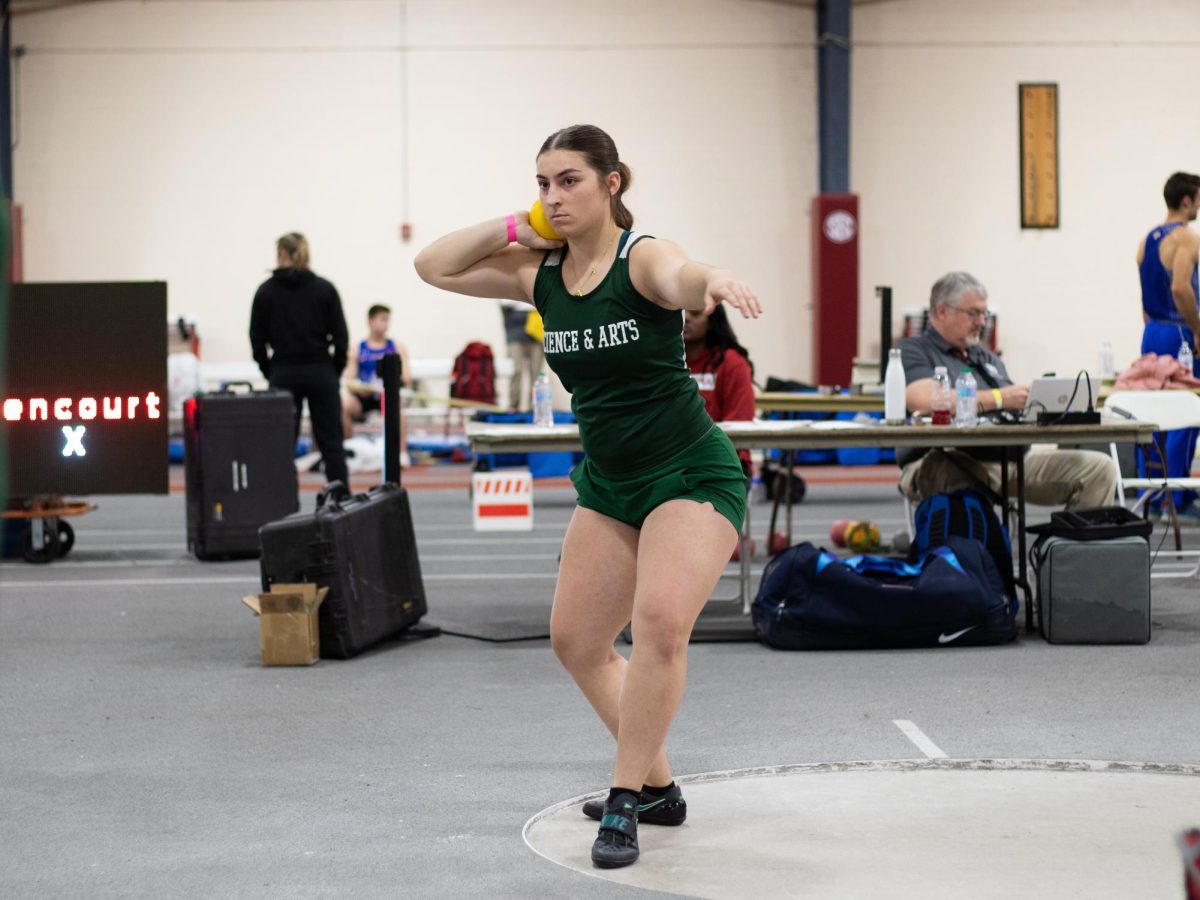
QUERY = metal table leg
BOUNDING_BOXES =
[740,494,752,613]
[765,450,792,551]
[785,450,795,545]
[1015,451,1034,633]
[1000,448,1033,633]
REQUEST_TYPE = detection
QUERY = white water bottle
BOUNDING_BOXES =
[884,348,906,424]
[931,366,952,426]
[1179,340,1194,376]
[532,371,554,427]
[954,368,978,427]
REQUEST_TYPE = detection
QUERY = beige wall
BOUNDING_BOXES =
[13,0,815,387]
[14,0,1200,389]
[853,0,1200,382]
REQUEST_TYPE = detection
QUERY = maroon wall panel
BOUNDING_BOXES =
[810,194,859,386]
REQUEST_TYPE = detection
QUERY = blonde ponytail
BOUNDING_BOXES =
[276,232,310,269]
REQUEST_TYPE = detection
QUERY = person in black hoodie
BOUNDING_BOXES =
[249,232,349,485]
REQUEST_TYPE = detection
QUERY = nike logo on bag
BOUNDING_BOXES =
[938,626,977,644]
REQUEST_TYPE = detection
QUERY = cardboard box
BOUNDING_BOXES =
[242,583,327,666]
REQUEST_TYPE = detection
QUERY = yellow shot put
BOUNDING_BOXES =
[529,199,564,241]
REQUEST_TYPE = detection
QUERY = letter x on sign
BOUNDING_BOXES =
[62,426,87,457]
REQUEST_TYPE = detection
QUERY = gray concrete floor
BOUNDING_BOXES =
[2,468,1198,899]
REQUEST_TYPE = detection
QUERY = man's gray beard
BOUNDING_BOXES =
[965,334,982,347]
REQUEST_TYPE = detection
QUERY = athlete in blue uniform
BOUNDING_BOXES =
[357,338,396,383]
[341,304,412,466]
[1138,171,1200,517]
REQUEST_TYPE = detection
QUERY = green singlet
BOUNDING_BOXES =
[532,230,746,533]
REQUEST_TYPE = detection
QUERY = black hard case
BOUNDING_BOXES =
[184,387,299,560]
[258,483,427,658]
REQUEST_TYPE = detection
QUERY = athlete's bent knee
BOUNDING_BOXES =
[551,624,619,673]
[629,610,690,663]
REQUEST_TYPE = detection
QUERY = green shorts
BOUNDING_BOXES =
[570,425,747,534]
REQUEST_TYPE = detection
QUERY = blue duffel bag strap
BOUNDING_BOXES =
[829,544,964,578]
[841,554,922,578]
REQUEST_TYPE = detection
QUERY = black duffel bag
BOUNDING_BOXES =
[751,536,1017,650]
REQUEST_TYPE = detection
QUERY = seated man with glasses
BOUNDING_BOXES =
[896,271,1116,510]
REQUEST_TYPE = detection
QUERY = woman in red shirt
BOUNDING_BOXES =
[683,305,755,476]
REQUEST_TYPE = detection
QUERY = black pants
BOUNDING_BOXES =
[270,361,348,486]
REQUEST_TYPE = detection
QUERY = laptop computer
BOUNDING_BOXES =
[1022,374,1098,422]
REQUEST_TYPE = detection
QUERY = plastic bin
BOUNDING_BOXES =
[763,392,837,465]
[834,411,896,465]
[474,411,582,478]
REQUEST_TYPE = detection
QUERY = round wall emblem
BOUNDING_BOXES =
[823,210,857,244]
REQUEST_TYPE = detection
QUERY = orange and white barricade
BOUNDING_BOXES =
[471,469,533,531]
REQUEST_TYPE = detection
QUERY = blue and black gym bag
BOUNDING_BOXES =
[751,535,1017,650]
[910,487,1017,605]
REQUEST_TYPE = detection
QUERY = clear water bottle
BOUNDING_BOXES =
[532,371,554,427]
[954,368,978,427]
[931,366,953,426]
[884,348,906,424]
[1179,339,1194,376]
[1099,341,1115,379]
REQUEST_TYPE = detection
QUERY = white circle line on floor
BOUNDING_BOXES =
[522,757,1200,884]
[522,789,613,887]
[671,757,1200,784]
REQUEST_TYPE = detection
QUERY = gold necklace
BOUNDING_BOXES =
[569,231,618,297]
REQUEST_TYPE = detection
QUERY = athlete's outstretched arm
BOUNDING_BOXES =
[414,214,561,303]
[1171,230,1200,336]
[629,238,761,319]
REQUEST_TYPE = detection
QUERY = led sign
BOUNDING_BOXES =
[2,282,168,495]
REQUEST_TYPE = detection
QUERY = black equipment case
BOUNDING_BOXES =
[184,385,299,560]
[257,354,427,658]
[259,482,427,658]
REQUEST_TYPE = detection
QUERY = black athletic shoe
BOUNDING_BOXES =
[591,792,640,869]
[582,783,687,826]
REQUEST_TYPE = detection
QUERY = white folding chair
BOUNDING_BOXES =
[1103,390,1200,578]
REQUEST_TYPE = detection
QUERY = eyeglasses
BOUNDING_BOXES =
[947,305,990,322]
